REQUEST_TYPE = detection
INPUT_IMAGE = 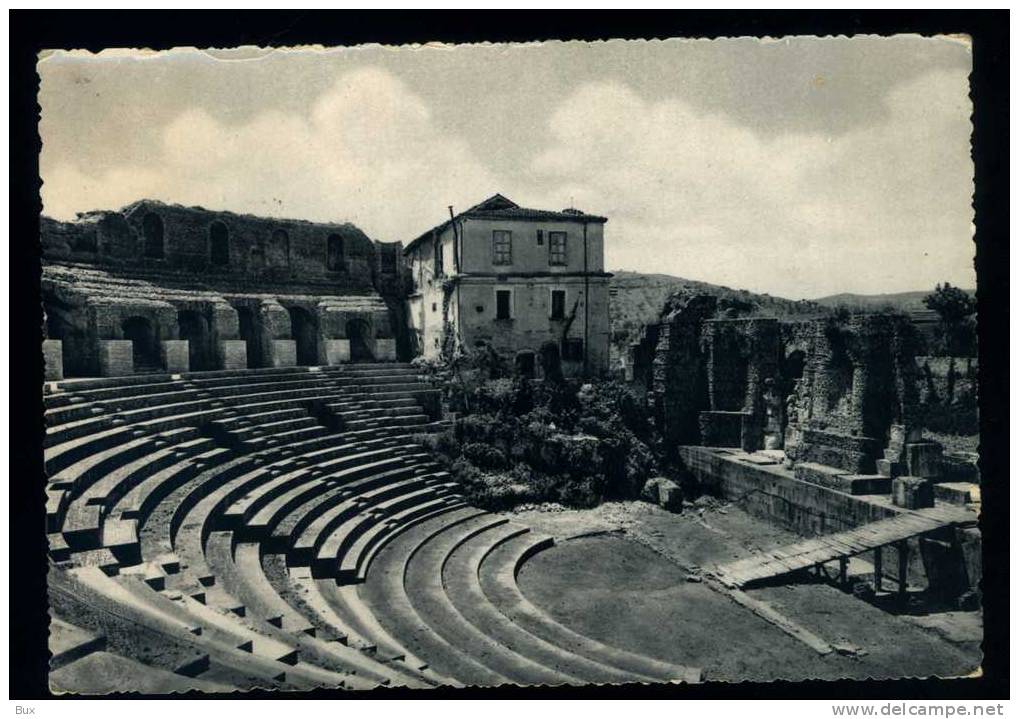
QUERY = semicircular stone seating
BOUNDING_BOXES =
[45,363,700,693]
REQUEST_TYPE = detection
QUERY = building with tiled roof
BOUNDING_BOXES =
[404,194,611,377]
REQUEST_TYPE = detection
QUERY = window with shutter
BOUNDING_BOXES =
[548,231,567,265]
[492,230,512,265]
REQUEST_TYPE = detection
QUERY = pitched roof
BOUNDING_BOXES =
[404,194,607,255]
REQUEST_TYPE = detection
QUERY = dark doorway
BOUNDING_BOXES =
[346,319,374,362]
[122,316,160,373]
[142,213,165,259]
[178,310,211,371]
[209,221,230,267]
[515,351,536,379]
[327,234,345,271]
[236,306,259,368]
[288,307,319,366]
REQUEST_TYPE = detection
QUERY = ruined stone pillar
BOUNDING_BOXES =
[97,340,134,377]
[160,340,189,373]
[260,299,294,368]
[210,301,245,370]
[43,339,64,381]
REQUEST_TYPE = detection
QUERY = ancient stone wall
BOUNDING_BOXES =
[41,201,413,375]
[41,201,389,294]
[699,318,783,450]
[783,314,929,476]
[640,295,716,456]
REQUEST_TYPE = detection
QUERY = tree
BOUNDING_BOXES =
[923,283,976,356]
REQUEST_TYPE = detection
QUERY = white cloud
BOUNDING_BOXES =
[530,70,974,297]
[40,64,974,298]
[41,67,498,242]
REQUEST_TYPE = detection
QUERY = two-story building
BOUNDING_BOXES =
[404,194,611,377]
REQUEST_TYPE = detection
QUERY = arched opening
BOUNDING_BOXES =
[121,316,160,373]
[327,234,345,271]
[209,221,230,267]
[142,212,165,259]
[288,307,319,366]
[43,295,86,376]
[270,229,290,268]
[346,319,373,362]
[783,349,806,382]
[236,306,259,368]
[178,310,211,371]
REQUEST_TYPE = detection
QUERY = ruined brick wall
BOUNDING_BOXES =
[784,314,924,473]
[645,295,716,455]
[41,201,416,374]
[41,200,387,296]
[698,318,782,450]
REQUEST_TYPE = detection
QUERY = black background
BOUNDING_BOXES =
[10,9,1009,700]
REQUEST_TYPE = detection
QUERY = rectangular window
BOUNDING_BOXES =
[492,230,512,265]
[536,229,544,246]
[434,237,444,278]
[496,290,512,320]
[549,231,567,265]
[562,338,584,362]
[550,289,566,320]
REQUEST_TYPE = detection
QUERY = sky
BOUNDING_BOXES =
[38,36,975,299]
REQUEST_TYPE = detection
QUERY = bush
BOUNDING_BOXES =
[424,368,665,510]
[461,442,508,471]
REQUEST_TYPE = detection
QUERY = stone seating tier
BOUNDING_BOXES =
[48,363,697,691]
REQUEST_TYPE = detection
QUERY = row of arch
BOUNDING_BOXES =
[139,212,352,272]
[118,311,375,373]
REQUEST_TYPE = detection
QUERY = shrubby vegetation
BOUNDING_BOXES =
[923,282,977,357]
[414,349,660,510]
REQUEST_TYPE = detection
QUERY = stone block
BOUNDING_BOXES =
[42,339,63,381]
[641,477,683,512]
[218,340,248,370]
[324,339,351,365]
[940,452,980,484]
[876,458,905,479]
[160,340,189,373]
[794,462,849,491]
[957,527,982,591]
[919,536,970,600]
[892,476,934,509]
[839,474,893,496]
[97,340,134,377]
[375,338,397,362]
[698,411,746,448]
[933,482,975,506]
[904,442,943,479]
[270,340,297,368]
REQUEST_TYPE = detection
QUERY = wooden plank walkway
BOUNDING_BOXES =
[712,505,977,589]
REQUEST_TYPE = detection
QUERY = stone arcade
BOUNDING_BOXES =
[41,200,408,379]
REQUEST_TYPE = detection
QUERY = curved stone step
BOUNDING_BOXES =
[359,511,511,687]
[478,532,701,684]
[258,554,435,689]
[203,534,384,690]
[443,521,652,686]
[405,517,575,687]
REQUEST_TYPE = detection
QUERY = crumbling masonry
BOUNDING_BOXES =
[628,297,951,510]
[41,200,410,379]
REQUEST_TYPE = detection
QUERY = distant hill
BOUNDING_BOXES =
[813,289,976,314]
[608,271,827,365]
